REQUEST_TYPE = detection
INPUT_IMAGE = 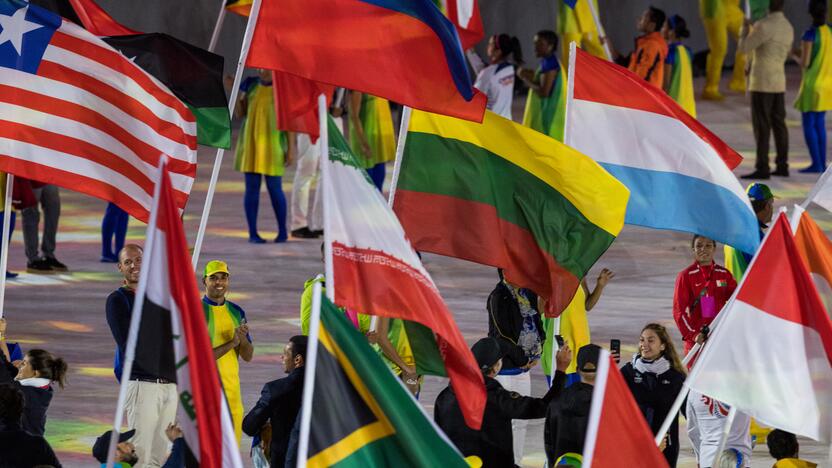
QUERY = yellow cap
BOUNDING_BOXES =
[204,260,230,277]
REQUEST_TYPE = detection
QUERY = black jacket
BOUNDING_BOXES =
[242,367,305,468]
[0,352,53,436]
[486,281,545,369]
[621,362,686,468]
[0,421,61,468]
[544,381,593,465]
[434,371,566,468]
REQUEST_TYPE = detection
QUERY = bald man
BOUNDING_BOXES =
[105,244,177,467]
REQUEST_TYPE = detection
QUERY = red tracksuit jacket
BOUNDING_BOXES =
[673,261,737,353]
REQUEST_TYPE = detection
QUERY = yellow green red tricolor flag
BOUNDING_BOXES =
[393,109,629,315]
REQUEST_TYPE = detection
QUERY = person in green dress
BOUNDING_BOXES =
[517,31,567,141]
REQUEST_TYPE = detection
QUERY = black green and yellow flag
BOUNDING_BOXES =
[103,33,232,149]
[305,296,468,467]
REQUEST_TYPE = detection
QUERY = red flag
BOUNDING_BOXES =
[687,214,832,441]
[583,353,670,467]
[791,205,832,312]
[446,0,484,49]
[68,0,139,35]
[271,71,334,142]
[144,161,241,466]
[248,0,486,122]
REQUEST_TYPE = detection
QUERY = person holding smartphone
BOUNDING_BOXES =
[673,234,736,354]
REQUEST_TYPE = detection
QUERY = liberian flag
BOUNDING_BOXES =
[142,160,242,467]
[321,115,486,429]
[247,0,486,122]
[791,205,832,314]
[583,351,669,467]
[565,46,759,255]
[687,213,832,442]
[0,0,196,222]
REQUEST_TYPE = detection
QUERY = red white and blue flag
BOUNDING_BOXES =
[141,160,242,467]
[565,46,759,254]
[0,0,196,222]
[247,0,486,122]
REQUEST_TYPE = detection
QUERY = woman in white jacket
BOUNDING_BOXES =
[466,34,523,120]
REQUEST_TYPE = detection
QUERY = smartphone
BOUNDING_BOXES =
[610,339,621,356]
[555,334,565,348]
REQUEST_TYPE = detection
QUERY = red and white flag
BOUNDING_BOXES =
[0,1,196,222]
[583,352,669,467]
[687,213,832,442]
[321,114,486,429]
[141,160,241,467]
[445,0,484,49]
[791,205,832,313]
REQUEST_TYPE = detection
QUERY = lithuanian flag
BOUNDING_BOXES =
[225,0,252,16]
[393,110,629,315]
[305,295,468,467]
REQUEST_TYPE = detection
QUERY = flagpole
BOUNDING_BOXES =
[711,406,738,467]
[318,94,335,302]
[386,105,412,209]
[191,0,263,271]
[0,174,14,319]
[585,0,613,61]
[207,0,228,52]
[105,159,167,468]
[548,317,561,387]
[800,165,832,209]
[296,280,323,468]
[564,41,578,147]
[653,342,701,445]
[581,349,611,467]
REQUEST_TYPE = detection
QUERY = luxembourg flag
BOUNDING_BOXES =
[565,45,759,254]
[687,214,832,442]
[142,160,242,467]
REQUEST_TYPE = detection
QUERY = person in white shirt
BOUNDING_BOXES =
[687,389,752,468]
[466,34,523,120]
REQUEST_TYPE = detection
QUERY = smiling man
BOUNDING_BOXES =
[202,260,253,445]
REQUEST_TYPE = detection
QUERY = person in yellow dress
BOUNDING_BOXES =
[700,0,747,100]
[557,0,607,60]
[202,260,254,445]
[348,91,396,192]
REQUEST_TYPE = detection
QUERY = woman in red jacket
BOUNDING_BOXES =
[673,235,737,354]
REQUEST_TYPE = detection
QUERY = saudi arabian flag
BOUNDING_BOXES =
[304,295,468,467]
[104,33,232,149]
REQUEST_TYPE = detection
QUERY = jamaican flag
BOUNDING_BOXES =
[305,296,467,467]
[103,34,232,149]
[226,0,252,16]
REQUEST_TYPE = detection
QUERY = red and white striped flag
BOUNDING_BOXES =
[687,213,832,442]
[583,351,669,467]
[140,160,241,467]
[0,0,196,222]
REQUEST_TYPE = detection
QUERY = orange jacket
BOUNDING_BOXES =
[628,32,668,88]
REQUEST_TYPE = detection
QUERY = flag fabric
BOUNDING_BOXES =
[445,0,483,50]
[271,71,334,143]
[393,109,629,315]
[322,116,486,428]
[583,352,670,467]
[0,0,196,222]
[687,214,832,442]
[566,46,760,255]
[102,34,231,148]
[563,0,578,8]
[247,0,487,122]
[51,0,232,149]
[142,161,242,467]
[225,0,251,17]
[304,295,468,467]
[791,205,832,313]
[805,166,832,215]
[67,0,137,35]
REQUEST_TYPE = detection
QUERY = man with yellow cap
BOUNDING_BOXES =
[202,260,253,445]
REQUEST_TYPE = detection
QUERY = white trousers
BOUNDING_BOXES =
[125,381,178,468]
[495,371,532,465]
[290,117,343,232]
